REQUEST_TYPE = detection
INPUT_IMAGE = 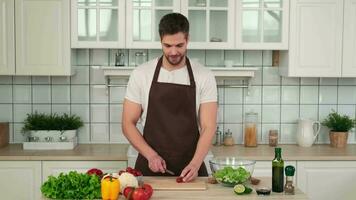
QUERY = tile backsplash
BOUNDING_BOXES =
[1,50,356,144]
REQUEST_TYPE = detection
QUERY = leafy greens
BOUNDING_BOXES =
[213,166,251,185]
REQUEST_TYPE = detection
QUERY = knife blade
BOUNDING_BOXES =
[165,169,175,175]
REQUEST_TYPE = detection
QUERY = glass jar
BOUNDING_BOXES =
[115,52,125,66]
[269,130,278,147]
[223,129,234,146]
[244,112,258,147]
[135,52,146,66]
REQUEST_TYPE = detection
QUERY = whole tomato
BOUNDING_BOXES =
[123,184,153,200]
[131,188,149,200]
[123,187,134,198]
[142,184,153,198]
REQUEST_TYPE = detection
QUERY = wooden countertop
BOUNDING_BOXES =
[1,144,356,161]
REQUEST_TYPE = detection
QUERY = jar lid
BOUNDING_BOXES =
[285,165,295,176]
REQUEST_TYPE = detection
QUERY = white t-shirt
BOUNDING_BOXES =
[125,57,217,128]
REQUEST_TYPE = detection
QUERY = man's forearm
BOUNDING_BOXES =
[190,125,216,167]
[122,123,158,160]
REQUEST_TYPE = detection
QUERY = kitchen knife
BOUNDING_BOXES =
[165,169,175,175]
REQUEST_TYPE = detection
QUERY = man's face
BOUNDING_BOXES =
[161,32,188,66]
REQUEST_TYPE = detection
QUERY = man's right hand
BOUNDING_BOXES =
[147,154,166,173]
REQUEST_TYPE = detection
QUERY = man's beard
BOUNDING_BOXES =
[164,54,185,66]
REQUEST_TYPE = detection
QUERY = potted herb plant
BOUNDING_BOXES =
[322,110,356,148]
[22,112,83,142]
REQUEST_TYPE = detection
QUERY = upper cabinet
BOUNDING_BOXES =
[342,0,356,77]
[180,0,235,49]
[280,0,347,77]
[0,0,15,75]
[126,0,180,49]
[235,0,289,50]
[71,0,126,48]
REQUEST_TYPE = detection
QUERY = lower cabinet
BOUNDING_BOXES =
[42,161,127,182]
[297,161,356,200]
[0,161,42,200]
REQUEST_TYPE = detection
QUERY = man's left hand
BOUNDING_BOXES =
[180,163,199,182]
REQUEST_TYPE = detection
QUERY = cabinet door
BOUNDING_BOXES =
[0,161,42,200]
[181,0,235,49]
[126,0,181,49]
[342,0,356,77]
[71,0,125,48]
[42,161,127,182]
[0,0,15,75]
[15,0,71,76]
[287,0,343,77]
[236,0,289,50]
[297,161,356,200]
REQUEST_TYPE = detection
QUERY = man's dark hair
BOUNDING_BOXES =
[158,13,189,39]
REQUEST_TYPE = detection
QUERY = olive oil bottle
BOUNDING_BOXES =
[272,147,284,192]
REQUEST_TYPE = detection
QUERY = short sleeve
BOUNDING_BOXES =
[125,70,142,104]
[200,71,218,103]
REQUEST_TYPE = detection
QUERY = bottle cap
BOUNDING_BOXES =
[275,147,281,153]
[285,165,295,176]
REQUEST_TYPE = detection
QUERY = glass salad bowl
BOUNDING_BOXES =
[209,157,256,187]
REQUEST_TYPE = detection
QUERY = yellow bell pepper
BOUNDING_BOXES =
[101,174,120,200]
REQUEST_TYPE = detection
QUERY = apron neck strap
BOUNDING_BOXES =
[152,56,196,87]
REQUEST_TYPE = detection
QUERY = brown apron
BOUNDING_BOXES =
[135,56,208,176]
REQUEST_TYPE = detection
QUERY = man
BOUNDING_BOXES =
[122,13,217,182]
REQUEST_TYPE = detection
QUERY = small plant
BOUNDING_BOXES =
[322,110,356,132]
[22,112,83,134]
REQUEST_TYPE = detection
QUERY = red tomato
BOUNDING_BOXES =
[86,168,103,177]
[142,184,153,198]
[176,177,184,183]
[131,188,149,200]
[123,187,134,199]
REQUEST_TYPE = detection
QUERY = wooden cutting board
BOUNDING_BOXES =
[143,177,207,191]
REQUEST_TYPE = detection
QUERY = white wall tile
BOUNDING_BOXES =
[263,67,280,85]
[225,88,243,104]
[281,105,299,123]
[0,104,12,122]
[13,123,26,143]
[262,86,280,104]
[244,86,262,104]
[301,78,319,85]
[281,124,297,144]
[71,85,89,103]
[0,85,12,103]
[243,105,262,122]
[52,104,70,115]
[51,76,70,84]
[338,78,356,85]
[13,104,31,123]
[338,86,356,104]
[71,104,90,123]
[281,77,300,85]
[319,86,337,104]
[0,76,12,84]
[251,68,262,85]
[71,66,90,84]
[187,50,205,65]
[148,49,162,61]
[316,126,330,144]
[109,87,127,104]
[262,105,280,123]
[217,105,224,123]
[75,49,90,65]
[206,50,224,66]
[90,49,109,65]
[218,87,224,104]
[281,86,299,104]
[33,104,51,114]
[262,50,272,66]
[300,86,318,104]
[261,124,280,144]
[13,85,31,103]
[91,85,108,103]
[337,105,356,119]
[110,123,128,143]
[91,123,109,143]
[78,123,90,143]
[320,78,338,85]
[110,104,123,123]
[224,123,243,144]
[13,76,31,84]
[52,85,70,104]
[90,66,106,84]
[225,50,243,66]
[32,85,51,104]
[91,104,109,123]
[224,105,243,123]
[32,77,50,84]
[244,51,262,66]
[300,105,318,120]
[319,105,337,122]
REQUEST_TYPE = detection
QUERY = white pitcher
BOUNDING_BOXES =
[297,119,321,147]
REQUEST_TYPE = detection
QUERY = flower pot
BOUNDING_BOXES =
[29,130,77,142]
[329,131,348,148]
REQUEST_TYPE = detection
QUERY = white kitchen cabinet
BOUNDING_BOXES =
[126,0,181,49]
[0,0,15,75]
[342,0,356,77]
[0,161,42,200]
[71,0,126,48]
[280,0,344,77]
[297,161,356,200]
[15,0,71,76]
[42,160,127,182]
[235,0,289,50]
[180,0,235,49]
